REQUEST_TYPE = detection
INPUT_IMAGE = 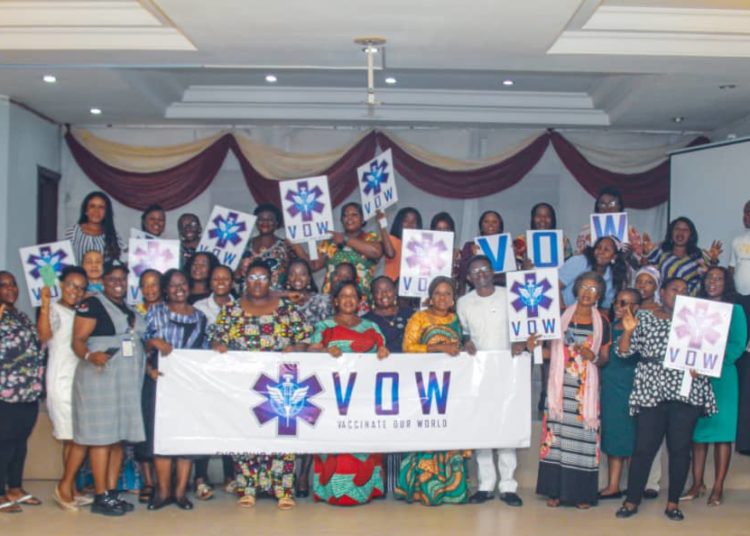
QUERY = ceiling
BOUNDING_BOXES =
[1,0,750,135]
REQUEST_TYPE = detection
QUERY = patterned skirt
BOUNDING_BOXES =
[312,453,384,506]
[235,454,295,499]
[394,451,470,506]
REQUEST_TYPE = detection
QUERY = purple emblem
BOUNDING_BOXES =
[675,302,723,349]
[208,211,247,248]
[26,245,70,280]
[361,159,389,195]
[252,363,322,436]
[285,181,325,222]
[510,272,553,318]
[132,241,175,276]
[405,232,449,276]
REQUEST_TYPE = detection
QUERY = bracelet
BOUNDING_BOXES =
[84,351,92,362]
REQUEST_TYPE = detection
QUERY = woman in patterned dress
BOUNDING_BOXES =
[209,260,311,510]
[307,280,389,506]
[615,277,718,521]
[242,204,293,290]
[536,271,611,509]
[396,276,470,506]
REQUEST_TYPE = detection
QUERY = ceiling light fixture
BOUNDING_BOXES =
[719,84,737,90]
[502,79,514,86]
[90,108,102,115]
[354,36,387,107]
[265,74,277,83]
[42,74,56,83]
[672,116,684,123]
[385,76,397,85]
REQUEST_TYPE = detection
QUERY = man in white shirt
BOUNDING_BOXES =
[729,200,750,296]
[457,255,527,507]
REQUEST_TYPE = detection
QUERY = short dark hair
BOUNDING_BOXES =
[661,276,687,292]
[618,287,643,306]
[185,251,220,284]
[478,210,503,233]
[595,187,624,213]
[370,275,396,295]
[530,202,557,230]
[61,265,88,283]
[253,203,283,226]
[140,204,165,231]
[138,268,161,289]
[246,259,272,279]
[102,261,128,277]
[285,258,318,293]
[340,202,364,222]
[430,212,455,232]
[332,279,362,302]
[161,269,188,300]
[428,275,456,301]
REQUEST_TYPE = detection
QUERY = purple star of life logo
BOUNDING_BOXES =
[285,181,325,222]
[405,233,449,276]
[510,272,553,318]
[132,242,175,276]
[361,159,389,195]
[675,302,723,349]
[208,212,247,248]
[252,363,322,436]
[26,246,70,280]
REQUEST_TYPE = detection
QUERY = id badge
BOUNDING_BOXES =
[121,337,134,357]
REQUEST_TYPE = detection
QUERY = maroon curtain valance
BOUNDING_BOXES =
[65,128,709,211]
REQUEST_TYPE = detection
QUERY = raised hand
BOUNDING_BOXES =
[641,233,654,255]
[40,286,52,308]
[621,305,638,332]
[707,240,723,262]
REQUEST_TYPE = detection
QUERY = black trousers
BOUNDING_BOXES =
[625,401,701,505]
[0,401,39,492]
[193,456,234,483]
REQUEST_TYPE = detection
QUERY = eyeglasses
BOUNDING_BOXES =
[579,284,599,294]
[469,266,492,275]
[247,274,269,282]
[597,199,619,209]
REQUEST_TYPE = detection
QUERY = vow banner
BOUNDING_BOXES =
[18,240,76,307]
[398,229,455,298]
[590,212,629,245]
[197,205,256,270]
[280,175,334,243]
[358,149,398,220]
[526,230,564,269]
[506,268,562,342]
[127,238,180,305]
[474,233,516,273]
[664,295,733,378]
[154,350,531,455]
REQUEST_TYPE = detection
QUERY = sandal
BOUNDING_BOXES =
[195,482,214,501]
[12,493,41,506]
[0,498,21,514]
[224,480,238,494]
[576,502,591,510]
[546,498,560,508]
[138,485,154,504]
[237,495,256,508]
[278,497,295,511]
[53,485,78,512]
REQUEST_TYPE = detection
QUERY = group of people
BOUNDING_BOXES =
[1,187,749,524]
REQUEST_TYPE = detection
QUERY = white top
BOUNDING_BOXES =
[45,301,79,440]
[729,230,750,295]
[456,288,511,352]
[194,293,235,326]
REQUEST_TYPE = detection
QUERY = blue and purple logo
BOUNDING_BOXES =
[675,302,722,349]
[361,158,390,195]
[208,211,247,248]
[405,232,449,276]
[26,245,70,282]
[285,181,325,222]
[131,241,175,276]
[252,364,322,436]
[510,272,553,318]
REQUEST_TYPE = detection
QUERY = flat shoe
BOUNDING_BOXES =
[615,505,638,518]
[174,496,194,510]
[598,491,623,500]
[278,497,295,510]
[664,508,684,521]
[147,494,173,511]
[468,491,492,504]
[0,500,21,514]
[53,485,79,512]
[499,492,523,507]
[238,495,255,508]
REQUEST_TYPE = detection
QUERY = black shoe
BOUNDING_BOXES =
[664,508,684,521]
[147,493,173,511]
[468,491,492,504]
[499,492,523,507]
[615,505,638,519]
[643,489,659,500]
[91,493,126,517]
[598,490,623,500]
[108,491,134,512]
[295,487,310,499]
[174,496,194,510]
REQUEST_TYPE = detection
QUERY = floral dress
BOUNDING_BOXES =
[396,310,470,506]
[0,308,43,404]
[209,299,312,500]
[309,318,387,506]
[319,231,380,303]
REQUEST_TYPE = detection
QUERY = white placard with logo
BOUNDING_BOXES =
[197,205,256,270]
[127,239,180,305]
[280,175,335,244]
[358,149,398,220]
[18,240,76,307]
[526,230,565,269]
[506,268,562,343]
[474,233,516,273]
[398,229,455,298]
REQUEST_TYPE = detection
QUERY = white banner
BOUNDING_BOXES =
[526,230,564,269]
[126,238,180,305]
[18,240,76,307]
[474,233,516,273]
[590,212,629,245]
[154,350,530,455]
[280,176,335,244]
[506,269,562,342]
[197,205,256,270]
[664,295,733,378]
[398,229,455,298]
[358,149,398,220]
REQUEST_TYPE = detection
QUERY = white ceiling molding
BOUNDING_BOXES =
[0,28,196,50]
[549,31,750,57]
[166,86,610,126]
[583,6,750,34]
[0,1,162,27]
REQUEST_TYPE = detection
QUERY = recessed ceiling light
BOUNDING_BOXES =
[42,74,56,83]
[90,108,102,115]
[502,79,514,86]
[265,74,277,83]
[672,116,684,123]
[719,84,737,90]
[385,76,397,85]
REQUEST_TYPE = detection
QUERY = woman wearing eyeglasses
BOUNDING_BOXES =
[536,271,611,510]
[574,188,642,257]
[210,260,311,510]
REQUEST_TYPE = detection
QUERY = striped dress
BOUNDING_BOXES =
[536,320,610,506]
[647,246,708,297]
[65,223,125,264]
